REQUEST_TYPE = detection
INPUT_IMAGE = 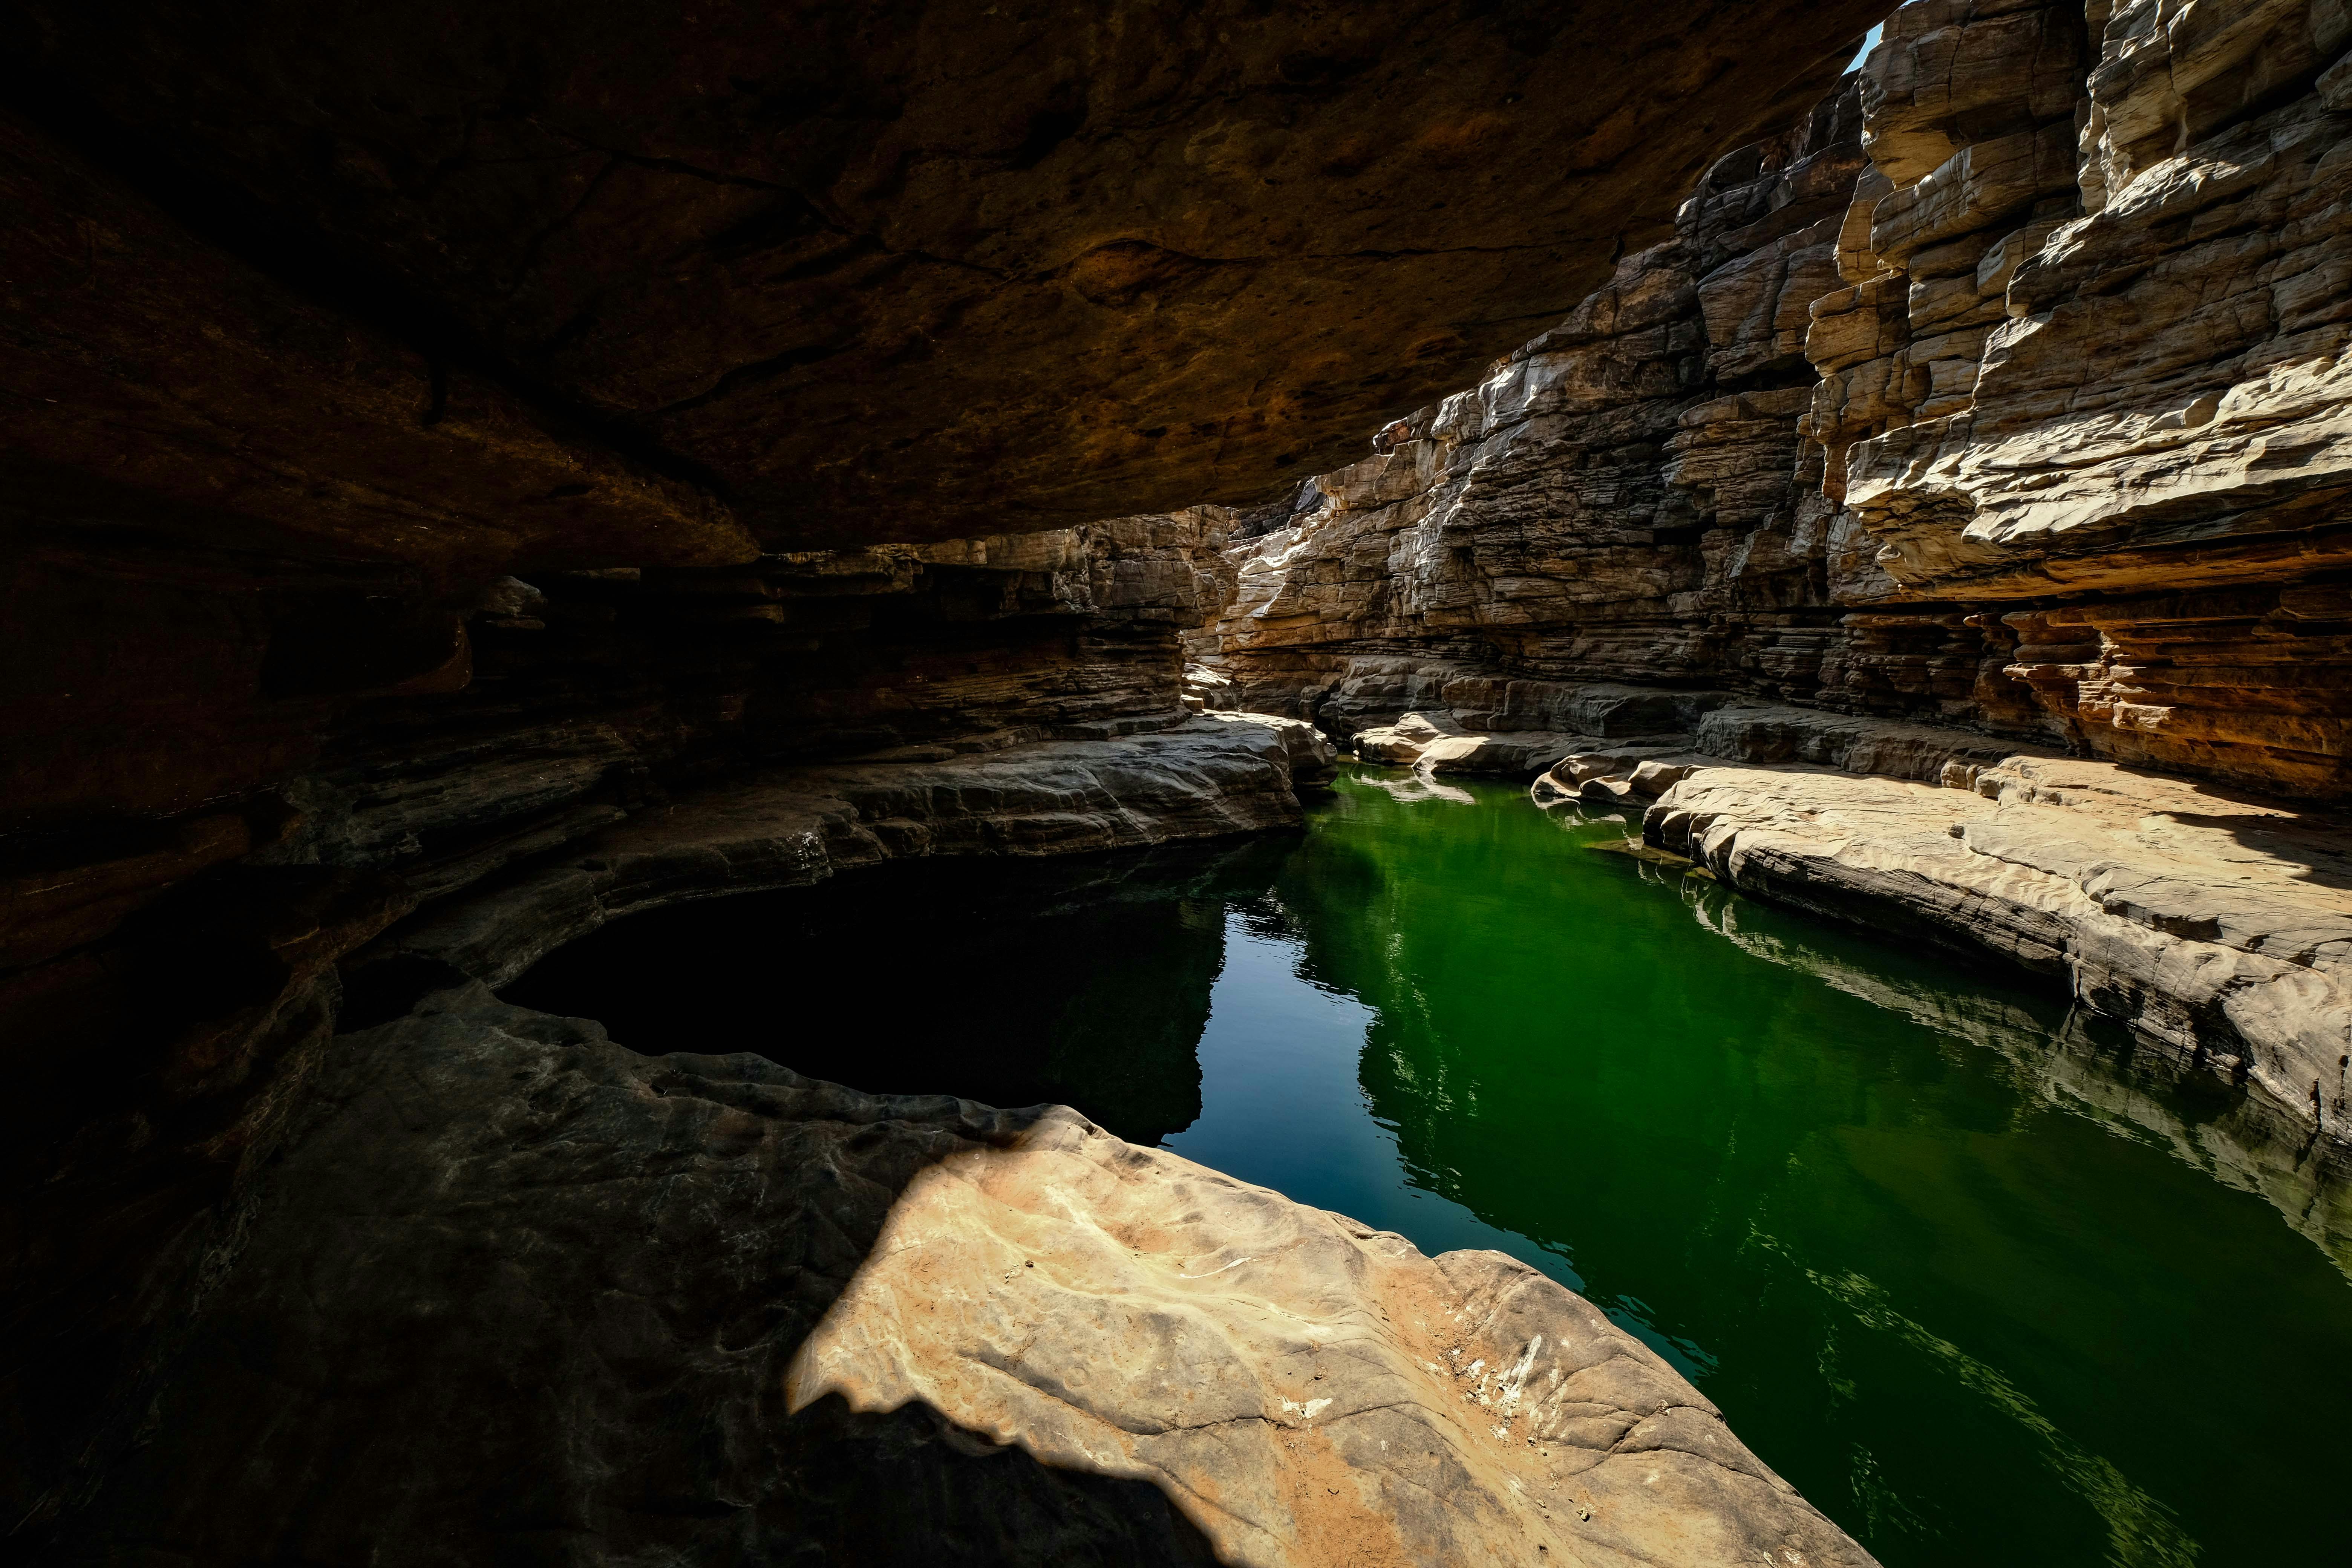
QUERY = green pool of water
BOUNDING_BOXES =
[508,765,2352,1566]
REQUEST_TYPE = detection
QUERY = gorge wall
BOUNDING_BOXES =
[1201,0,2352,806]
[0,2,1909,1559]
[1191,0,2352,1165]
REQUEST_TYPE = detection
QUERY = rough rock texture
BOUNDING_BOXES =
[1196,82,1879,730]
[1673,867,2352,1274]
[1199,0,2352,804]
[4,709,1337,1539]
[2,506,1262,1405]
[0,0,1886,1118]
[366,713,1334,994]
[1510,703,2352,1158]
[1187,1,2352,1144]
[1649,752,2352,1145]
[0,2,1956,1557]
[33,985,1875,1568]
[795,1107,1877,1568]
[3,0,1884,545]
[5,505,1247,1063]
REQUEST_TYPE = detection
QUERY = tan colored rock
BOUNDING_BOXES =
[1683,872,2352,1258]
[1628,760,1699,798]
[1535,745,1700,794]
[1857,0,2089,183]
[791,1107,1879,1568]
[1194,84,1871,727]
[1200,0,2352,805]
[53,981,1877,1566]
[1351,710,1467,765]
[1644,740,2352,1154]
[1413,732,1586,779]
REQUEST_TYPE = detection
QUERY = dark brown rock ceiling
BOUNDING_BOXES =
[6,0,1888,548]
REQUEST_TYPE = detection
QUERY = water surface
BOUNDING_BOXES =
[509,766,2352,1567]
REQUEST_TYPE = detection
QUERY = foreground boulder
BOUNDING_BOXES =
[38,988,1879,1567]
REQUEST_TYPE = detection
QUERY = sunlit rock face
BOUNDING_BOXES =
[1822,0,2352,798]
[1188,0,2352,1154]
[1199,0,2352,803]
[34,987,1876,1568]
[1198,78,1893,729]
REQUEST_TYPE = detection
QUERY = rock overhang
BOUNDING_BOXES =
[3,0,1892,550]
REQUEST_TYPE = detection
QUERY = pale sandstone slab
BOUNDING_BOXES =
[790,1106,1878,1568]
[1638,750,2352,1153]
[1414,731,1589,779]
[55,984,1876,1566]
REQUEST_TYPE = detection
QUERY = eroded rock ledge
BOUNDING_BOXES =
[363,711,1335,995]
[1331,686,2352,1159]
[41,986,1877,1567]
[1180,0,2352,1154]
[1641,744,2352,1158]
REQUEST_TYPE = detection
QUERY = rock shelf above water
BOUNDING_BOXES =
[363,712,1335,994]
[1645,746,2352,1158]
[41,985,1878,1567]
[1349,692,2352,1160]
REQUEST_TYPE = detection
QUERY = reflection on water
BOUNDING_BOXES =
[507,767,2352,1568]
[504,837,1297,1144]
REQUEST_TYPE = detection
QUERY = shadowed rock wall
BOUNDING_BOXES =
[0,0,1888,1153]
[0,2,1919,1557]
[2,0,1887,544]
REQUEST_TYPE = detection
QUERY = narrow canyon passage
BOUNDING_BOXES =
[511,768,2352,1568]
[12,0,2352,1559]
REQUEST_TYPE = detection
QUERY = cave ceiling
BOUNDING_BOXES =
[4,0,1887,555]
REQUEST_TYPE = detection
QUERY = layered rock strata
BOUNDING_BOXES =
[0,509,1321,1545]
[363,713,1334,997]
[1510,706,2352,1162]
[1189,1,2352,1145]
[1645,750,2352,1150]
[35,986,1878,1567]
[1199,0,2352,805]
[1672,868,2352,1266]
[3,3,1916,1556]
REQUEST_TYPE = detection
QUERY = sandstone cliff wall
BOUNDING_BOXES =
[1199,0,2352,805]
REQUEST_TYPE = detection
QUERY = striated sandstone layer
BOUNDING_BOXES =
[37,986,1878,1568]
[1645,748,2352,1153]
[1498,704,2352,1159]
[1671,866,2352,1263]
[3,709,1334,1540]
[1187,0,2352,1147]
[0,3,1936,1557]
[1199,0,2352,804]
[362,712,1335,996]
[2,506,1265,1446]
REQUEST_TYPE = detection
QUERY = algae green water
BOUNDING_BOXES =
[508,765,2352,1566]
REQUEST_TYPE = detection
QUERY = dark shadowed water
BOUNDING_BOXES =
[507,766,2352,1567]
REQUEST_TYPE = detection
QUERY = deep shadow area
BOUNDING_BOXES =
[503,835,1298,1144]
[24,988,1224,1566]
